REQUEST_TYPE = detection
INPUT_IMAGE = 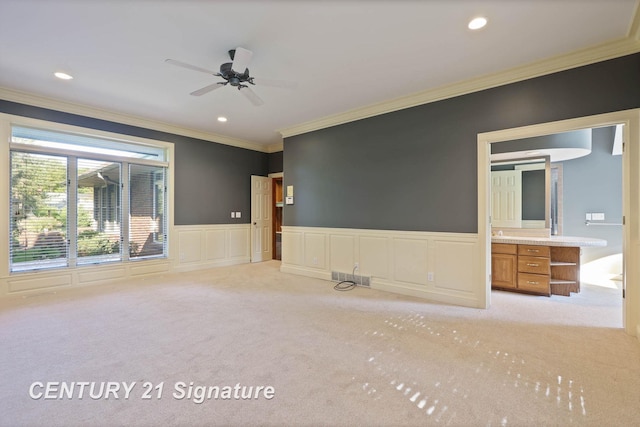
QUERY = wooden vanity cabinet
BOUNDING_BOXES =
[491,244,518,289]
[549,246,581,296]
[491,243,581,297]
[516,245,551,295]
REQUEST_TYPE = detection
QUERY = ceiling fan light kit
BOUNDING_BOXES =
[166,47,295,107]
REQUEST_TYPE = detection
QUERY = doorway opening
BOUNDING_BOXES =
[477,109,640,336]
[490,126,623,326]
[272,175,283,260]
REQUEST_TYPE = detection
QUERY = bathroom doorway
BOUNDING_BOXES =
[477,109,640,336]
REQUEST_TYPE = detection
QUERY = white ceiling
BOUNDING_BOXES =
[0,1,638,151]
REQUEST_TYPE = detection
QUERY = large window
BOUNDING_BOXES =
[10,152,69,270]
[9,125,168,272]
[129,164,166,259]
[77,158,122,265]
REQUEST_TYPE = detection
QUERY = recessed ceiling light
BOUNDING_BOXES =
[468,17,487,30]
[217,116,227,122]
[54,71,73,80]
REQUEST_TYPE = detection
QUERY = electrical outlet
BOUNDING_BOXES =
[231,212,236,218]
[354,262,359,271]
[236,211,241,218]
[428,272,434,282]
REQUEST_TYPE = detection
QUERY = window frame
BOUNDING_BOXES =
[2,114,173,275]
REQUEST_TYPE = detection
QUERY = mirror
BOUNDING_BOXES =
[491,156,551,231]
[490,128,593,236]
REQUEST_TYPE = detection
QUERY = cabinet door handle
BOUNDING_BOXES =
[527,281,539,285]
[527,249,539,253]
[526,263,539,267]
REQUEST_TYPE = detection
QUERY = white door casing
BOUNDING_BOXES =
[251,175,272,262]
[491,170,522,228]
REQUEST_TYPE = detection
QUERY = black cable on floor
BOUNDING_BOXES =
[334,280,356,291]
[334,265,358,291]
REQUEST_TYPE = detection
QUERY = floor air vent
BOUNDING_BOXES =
[331,271,370,287]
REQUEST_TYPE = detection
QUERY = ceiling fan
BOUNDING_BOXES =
[165,47,295,106]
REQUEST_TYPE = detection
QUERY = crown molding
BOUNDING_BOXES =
[0,87,270,153]
[279,36,640,139]
[265,142,284,153]
[630,0,640,40]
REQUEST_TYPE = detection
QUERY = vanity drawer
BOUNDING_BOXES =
[518,245,550,257]
[518,273,550,294]
[518,256,550,275]
[492,243,517,255]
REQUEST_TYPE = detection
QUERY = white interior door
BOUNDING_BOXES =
[491,170,522,228]
[251,175,272,262]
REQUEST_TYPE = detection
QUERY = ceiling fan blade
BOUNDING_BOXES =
[165,59,218,75]
[231,47,253,73]
[252,77,298,89]
[239,86,264,106]
[190,82,225,96]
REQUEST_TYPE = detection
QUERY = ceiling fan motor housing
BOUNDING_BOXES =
[220,62,250,86]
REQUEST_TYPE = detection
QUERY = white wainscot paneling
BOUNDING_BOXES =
[78,267,127,284]
[393,238,429,285]
[330,234,355,273]
[206,229,226,260]
[280,226,481,308]
[8,273,72,293]
[0,224,249,296]
[434,239,476,294]
[304,233,326,269]
[3,260,172,295]
[179,230,202,263]
[228,228,250,258]
[175,224,250,272]
[359,236,389,279]
[130,261,171,277]
[282,231,304,266]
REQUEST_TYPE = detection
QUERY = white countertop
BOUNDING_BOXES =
[491,235,607,247]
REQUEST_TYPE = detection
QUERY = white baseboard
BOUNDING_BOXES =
[280,264,332,281]
[172,256,251,273]
[372,278,482,308]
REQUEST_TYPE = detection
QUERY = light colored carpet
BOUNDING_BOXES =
[0,261,638,426]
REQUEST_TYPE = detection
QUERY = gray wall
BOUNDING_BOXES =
[0,101,269,225]
[173,136,267,225]
[268,151,283,174]
[561,127,622,262]
[522,170,546,221]
[283,53,640,232]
